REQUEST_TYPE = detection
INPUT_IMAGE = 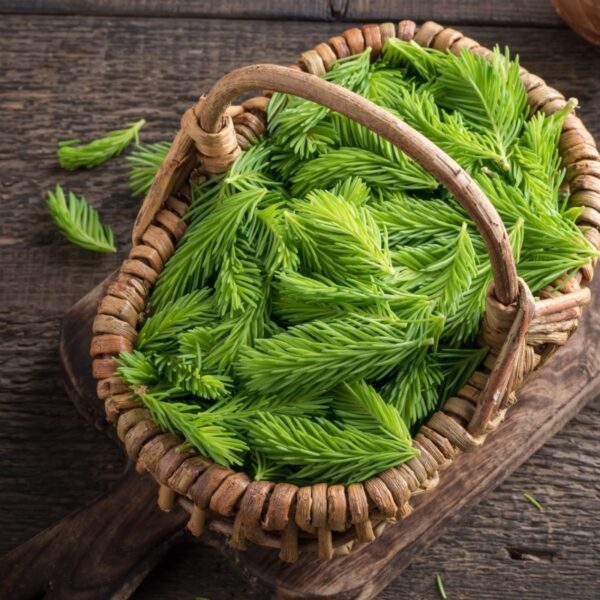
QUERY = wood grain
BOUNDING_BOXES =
[0,0,562,26]
[12,254,598,600]
[0,466,188,600]
[0,13,599,600]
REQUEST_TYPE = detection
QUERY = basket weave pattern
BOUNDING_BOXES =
[90,20,600,562]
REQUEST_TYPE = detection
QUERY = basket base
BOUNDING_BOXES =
[2,270,597,600]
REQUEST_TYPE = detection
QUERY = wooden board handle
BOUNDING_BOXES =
[0,466,188,600]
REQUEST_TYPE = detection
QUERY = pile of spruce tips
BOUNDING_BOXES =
[117,40,596,485]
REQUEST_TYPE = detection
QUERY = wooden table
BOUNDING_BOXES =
[1,1,599,598]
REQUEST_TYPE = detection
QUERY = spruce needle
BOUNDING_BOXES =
[436,574,447,599]
[524,493,544,511]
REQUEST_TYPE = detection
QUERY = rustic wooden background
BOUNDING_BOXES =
[0,1,599,598]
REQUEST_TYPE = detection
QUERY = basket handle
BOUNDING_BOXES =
[197,64,519,305]
[135,64,519,304]
[132,63,536,435]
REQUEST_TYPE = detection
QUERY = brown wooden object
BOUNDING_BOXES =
[88,20,600,562]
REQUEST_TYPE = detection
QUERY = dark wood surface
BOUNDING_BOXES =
[26,269,599,600]
[0,0,562,25]
[1,3,599,599]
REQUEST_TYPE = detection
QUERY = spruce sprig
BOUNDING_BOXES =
[127,140,170,196]
[285,187,395,281]
[58,119,145,170]
[369,192,468,247]
[430,47,528,168]
[393,223,478,313]
[151,188,269,309]
[238,313,439,400]
[379,352,444,428]
[374,83,508,169]
[136,289,216,353]
[153,354,232,401]
[136,387,248,466]
[214,238,264,317]
[274,271,431,320]
[332,380,412,439]
[47,185,115,253]
[151,143,283,310]
[291,146,437,196]
[247,413,418,485]
[383,39,447,80]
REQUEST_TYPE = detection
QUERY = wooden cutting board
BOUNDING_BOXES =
[1,271,599,600]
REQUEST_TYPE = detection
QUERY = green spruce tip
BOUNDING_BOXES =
[246,412,418,485]
[435,574,447,600]
[47,185,115,253]
[127,140,171,197]
[58,118,145,170]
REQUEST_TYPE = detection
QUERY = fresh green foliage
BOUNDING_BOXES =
[383,39,446,80]
[150,142,283,310]
[285,187,394,281]
[116,38,596,485]
[238,313,439,401]
[47,185,115,252]
[430,47,528,168]
[127,140,170,196]
[524,493,544,511]
[137,387,248,466]
[291,146,437,196]
[268,50,372,158]
[58,119,145,170]
[247,412,417,484]
[136,289,217,353]
[116,350,158,387]
[436,574,447,600]
[435,347,490,401]
[332,380,412,439]
[393,223,478,313]
[380,353,444,427]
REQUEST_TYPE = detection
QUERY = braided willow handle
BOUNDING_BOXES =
[197,64,520,305]
[131,63,533,433]
[135,64,520,304]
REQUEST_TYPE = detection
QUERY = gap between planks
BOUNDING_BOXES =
[0,0,565,28]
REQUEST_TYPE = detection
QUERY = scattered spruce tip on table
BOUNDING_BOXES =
[47,185,116,253]
[58,118,145,170]
[104,40,597,486]
[524,493,544,511]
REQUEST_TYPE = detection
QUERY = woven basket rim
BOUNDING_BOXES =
[90,20,600,562]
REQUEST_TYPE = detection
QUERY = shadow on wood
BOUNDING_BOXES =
[0,464,188,600]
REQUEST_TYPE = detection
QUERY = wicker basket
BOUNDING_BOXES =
[90,20,600,563]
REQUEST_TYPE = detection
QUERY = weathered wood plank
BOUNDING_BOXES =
[44,270,600,600]
[0,0,345,21]
[0,466,189,600]
[344,0,562,26]
[0,0,563,26]
[0,14,599,600]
